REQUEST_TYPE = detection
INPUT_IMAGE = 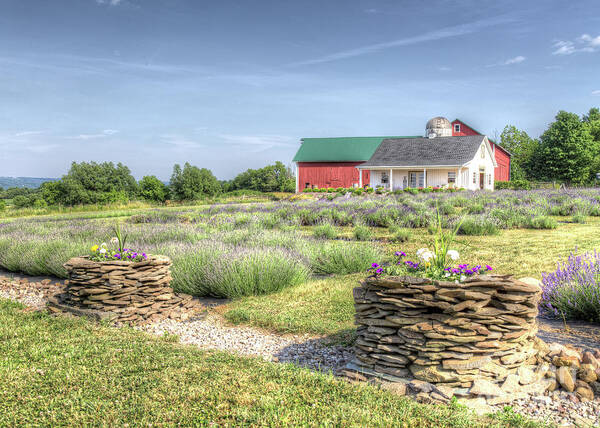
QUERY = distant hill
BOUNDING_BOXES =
[0,177,58,189]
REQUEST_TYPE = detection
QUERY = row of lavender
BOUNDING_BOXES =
[128,188,600,232]
[0,214,381,298]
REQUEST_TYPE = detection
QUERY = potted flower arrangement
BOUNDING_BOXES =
[367,209,492,283]
[89,224,148,262]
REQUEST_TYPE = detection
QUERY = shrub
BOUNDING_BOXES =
[353,225,373,241]
[572,213,586,224]
[171,246,309,298]
[467,202,485,214]
[0,200,5,211]
[302,188,313,193]
[313,223,338,239]
[388,225,411,243]
[309,242,382,275]
[540,251,600,323]
[527,216,557,229]
[457,217,499,235]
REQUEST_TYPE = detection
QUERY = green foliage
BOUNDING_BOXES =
[530,111,595,184]
[309,242,382,274]
[388,225,411,243]
[353,225,373,241]
[572,213,586,224]
[170,163,221,200]
[313,223,338,239]
[457,217,499,236]
[138,176,169,202]
[527,216,557,229]
[229,161,295,193]
[499,125,539,180]
[494,180,532,190]
[0,200,5,211]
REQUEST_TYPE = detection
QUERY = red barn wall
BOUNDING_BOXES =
[297,162,370,191]
[451,120,511,181]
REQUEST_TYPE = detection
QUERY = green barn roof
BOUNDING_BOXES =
[293,136,421,162]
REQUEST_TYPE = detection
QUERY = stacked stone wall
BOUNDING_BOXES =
[53,256,200,324]
[352,275,542,387]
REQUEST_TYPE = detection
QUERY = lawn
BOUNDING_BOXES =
[0,299,540,427]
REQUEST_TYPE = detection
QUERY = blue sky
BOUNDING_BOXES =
[0,0,599,180]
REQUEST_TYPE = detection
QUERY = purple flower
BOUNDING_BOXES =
[486,265,493,271]
[376,268,383,274]
[394,251,406,257]
[371,263,379,268]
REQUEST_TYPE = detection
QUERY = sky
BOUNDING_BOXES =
[0,0,599,180]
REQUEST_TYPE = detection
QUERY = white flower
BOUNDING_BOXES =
[99,248,107,254]
[419,250,434,262]
[460,275,466,282]
[416,248,429,257]
[100,242,107,248]
[110,237,119,245]
[447,250,459,261]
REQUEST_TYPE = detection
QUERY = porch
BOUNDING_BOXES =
[361,167,463,190]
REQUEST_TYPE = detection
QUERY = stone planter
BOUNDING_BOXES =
[48,255,201,324]
[350,274,543,388]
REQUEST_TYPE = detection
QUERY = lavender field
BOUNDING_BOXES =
[1,188,600,299]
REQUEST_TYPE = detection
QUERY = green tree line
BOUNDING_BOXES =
[0,161,295,209]
[499,107,600,185]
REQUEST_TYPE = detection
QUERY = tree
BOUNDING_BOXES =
[53,161,138,205]
[499,125,539,180]
[230,161,295,192]
[582,107,600,179]
[530,111,595,184]
[138,176,169,202]
[169,163,221,200]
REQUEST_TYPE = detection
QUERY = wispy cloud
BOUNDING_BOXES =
[553,34,600,55]
[287,16,515,67]
[218,134,296,152]
[96,0,123,5]
[161,135,205,150]
[69,129,119,140]
[503,55,526,65]
[592,90,600,96]
[14,131,44,137]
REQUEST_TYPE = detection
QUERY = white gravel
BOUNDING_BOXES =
[138,314,354,373]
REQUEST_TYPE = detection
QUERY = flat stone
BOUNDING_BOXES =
[556,366,575,392]
[409,364,459,383]
[469,379,505,397]
[442,356,491,371]
[517,366,536,385]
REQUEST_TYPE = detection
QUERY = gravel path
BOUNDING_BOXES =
[139,315,354,372]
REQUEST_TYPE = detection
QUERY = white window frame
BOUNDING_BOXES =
[447,172,456,184]
[454,124,460,133]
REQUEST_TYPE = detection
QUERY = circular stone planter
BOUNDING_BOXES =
[349,274,543,388]
[48,255,201,325]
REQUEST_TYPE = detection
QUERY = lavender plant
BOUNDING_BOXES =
[540,251,600,323]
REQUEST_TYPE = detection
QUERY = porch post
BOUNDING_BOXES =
[295,163,299,193]
[389,168,393,191]
[359,169,363,188]
[423,168,427,188]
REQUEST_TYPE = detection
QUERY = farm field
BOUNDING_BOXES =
[1,189,599,338]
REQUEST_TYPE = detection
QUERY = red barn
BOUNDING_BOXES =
[451,119,511,182]
[293,117,511,192]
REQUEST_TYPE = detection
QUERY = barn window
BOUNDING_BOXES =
[447,172,456,184]
[473,172,476,184]
[305,183,310,189]
[454,124,460,133]
[381,172,389,184]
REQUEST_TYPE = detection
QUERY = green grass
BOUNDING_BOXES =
[0,299,541,427]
